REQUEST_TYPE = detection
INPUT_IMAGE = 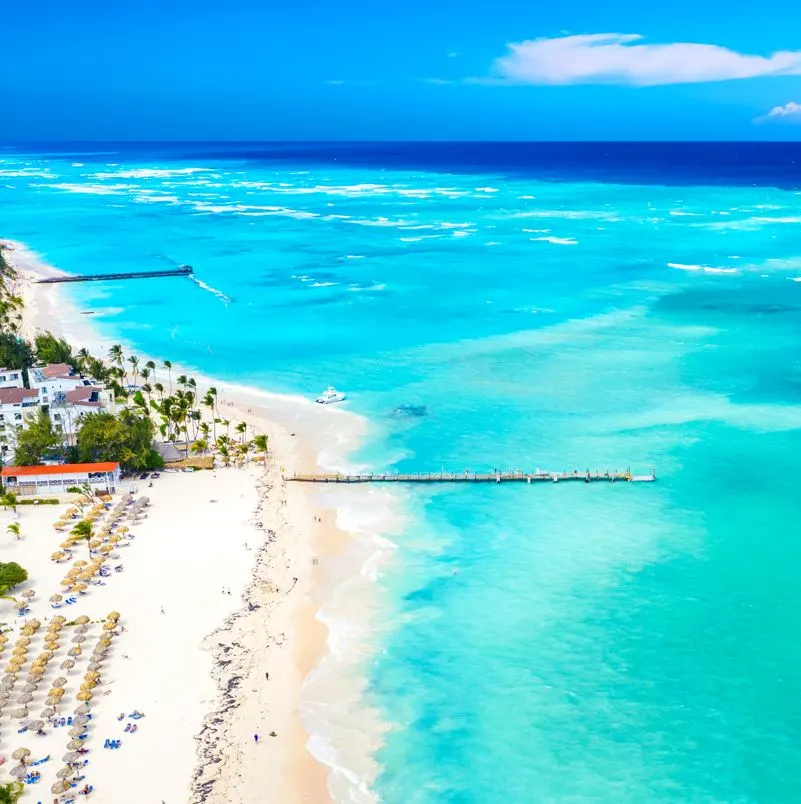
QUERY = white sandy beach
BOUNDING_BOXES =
[0,240,384,803]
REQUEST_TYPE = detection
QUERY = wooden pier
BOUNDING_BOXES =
[289,469,656,484]
[37,266,193,284]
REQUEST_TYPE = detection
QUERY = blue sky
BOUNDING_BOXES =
[2,0,801,140]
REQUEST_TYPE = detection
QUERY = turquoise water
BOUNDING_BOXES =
[3,144,801,801]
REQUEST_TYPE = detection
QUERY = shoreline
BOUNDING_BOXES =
[2,238,381,802]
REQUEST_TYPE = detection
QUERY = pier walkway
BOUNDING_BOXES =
[37,266,193,284]
[289,469,656,484]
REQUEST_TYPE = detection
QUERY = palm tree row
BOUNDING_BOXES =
[73,344,269,465]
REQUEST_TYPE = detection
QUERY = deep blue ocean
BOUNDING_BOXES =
[4,142,801,802]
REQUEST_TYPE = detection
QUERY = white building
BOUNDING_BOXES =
[0,365,117,462]
[0,368,24,389]
[0,387,41,462]
[29,363,92,405]
[1,461,121,497]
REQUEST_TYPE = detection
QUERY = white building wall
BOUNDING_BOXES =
[0,369,25,389]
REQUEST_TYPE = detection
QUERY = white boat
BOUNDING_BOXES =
[315,386,346,404]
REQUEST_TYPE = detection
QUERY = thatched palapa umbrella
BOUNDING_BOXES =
[76,691,92,702]
[74,703,91,715]
[56,765,75,779]
[67,738,84,750]
[68,725,87,737]
[41,706,56,718]
[10,707,28,718]
[68,647,82,657]
[11,747,30,762]
[63,750,80,763]
[60,659,75,671]
[9,764,27,779]
[52,780,71,795]
[21,589,35,600]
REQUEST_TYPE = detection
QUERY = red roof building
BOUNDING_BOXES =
[1,462,121,496]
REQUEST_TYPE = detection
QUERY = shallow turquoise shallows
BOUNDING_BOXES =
[3,143,801,803]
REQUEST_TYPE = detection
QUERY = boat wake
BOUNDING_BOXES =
[189,275,232,304]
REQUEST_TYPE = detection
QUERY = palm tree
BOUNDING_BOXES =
[109,344,124,373]
[203,392,216,438]
[76,347,91,371]
[191,438,208,457]
[70,520,94,558]
[154,382,165,399]
[252,434,268,466]
[217,443,231,467]
[199,421,210,440]
[140,367,151,384]
[145,359,157,384]
[187,377,197,403]
[0,491,17,512]
[163,360,173,393]
[6,522,21,540]
[235,421,247,444]
[128,355,140,387]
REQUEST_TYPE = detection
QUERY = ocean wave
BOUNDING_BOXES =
[514,209,620,221]
[348,217,415,228]
[348,283,386,292]
[531,236,578,245]
[667,262,737,274]
[38,182,133,195]
[669,210,702,216]
[0,168,56,178]
[92,167,212,179]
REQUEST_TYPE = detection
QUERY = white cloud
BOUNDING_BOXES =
[492,33,801,86]
[754,101,801,124]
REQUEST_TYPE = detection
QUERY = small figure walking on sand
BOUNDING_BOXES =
[254,733,259,743]
[160,607,165,615]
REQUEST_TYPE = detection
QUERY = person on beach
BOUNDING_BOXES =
[254,733,259,743]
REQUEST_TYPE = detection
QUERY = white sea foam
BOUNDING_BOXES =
[514,209,620,221]
[311,281,339,288]
[669,210,701,217]
[39,182,133,195]
[189,276,232,303]
[348,217,415,228]
[667,262,737,274]
[531,236,578,245]
[348,283,386,292]
[522,228,551,234]
[0,168,55,178]
[92,167,211,179]
[343,255,365,260]
[475,187,498,193]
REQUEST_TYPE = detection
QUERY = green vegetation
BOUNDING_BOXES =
[76,409,162,471]
[35,330,77,368]
[0,251,271,472]
[13,407,64,465]
[0,331,34,370]
[6,522,21,540]
[0,561,28,602]
[0,491,17,511]
[0,780,24,803]
[70,519,94,556]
